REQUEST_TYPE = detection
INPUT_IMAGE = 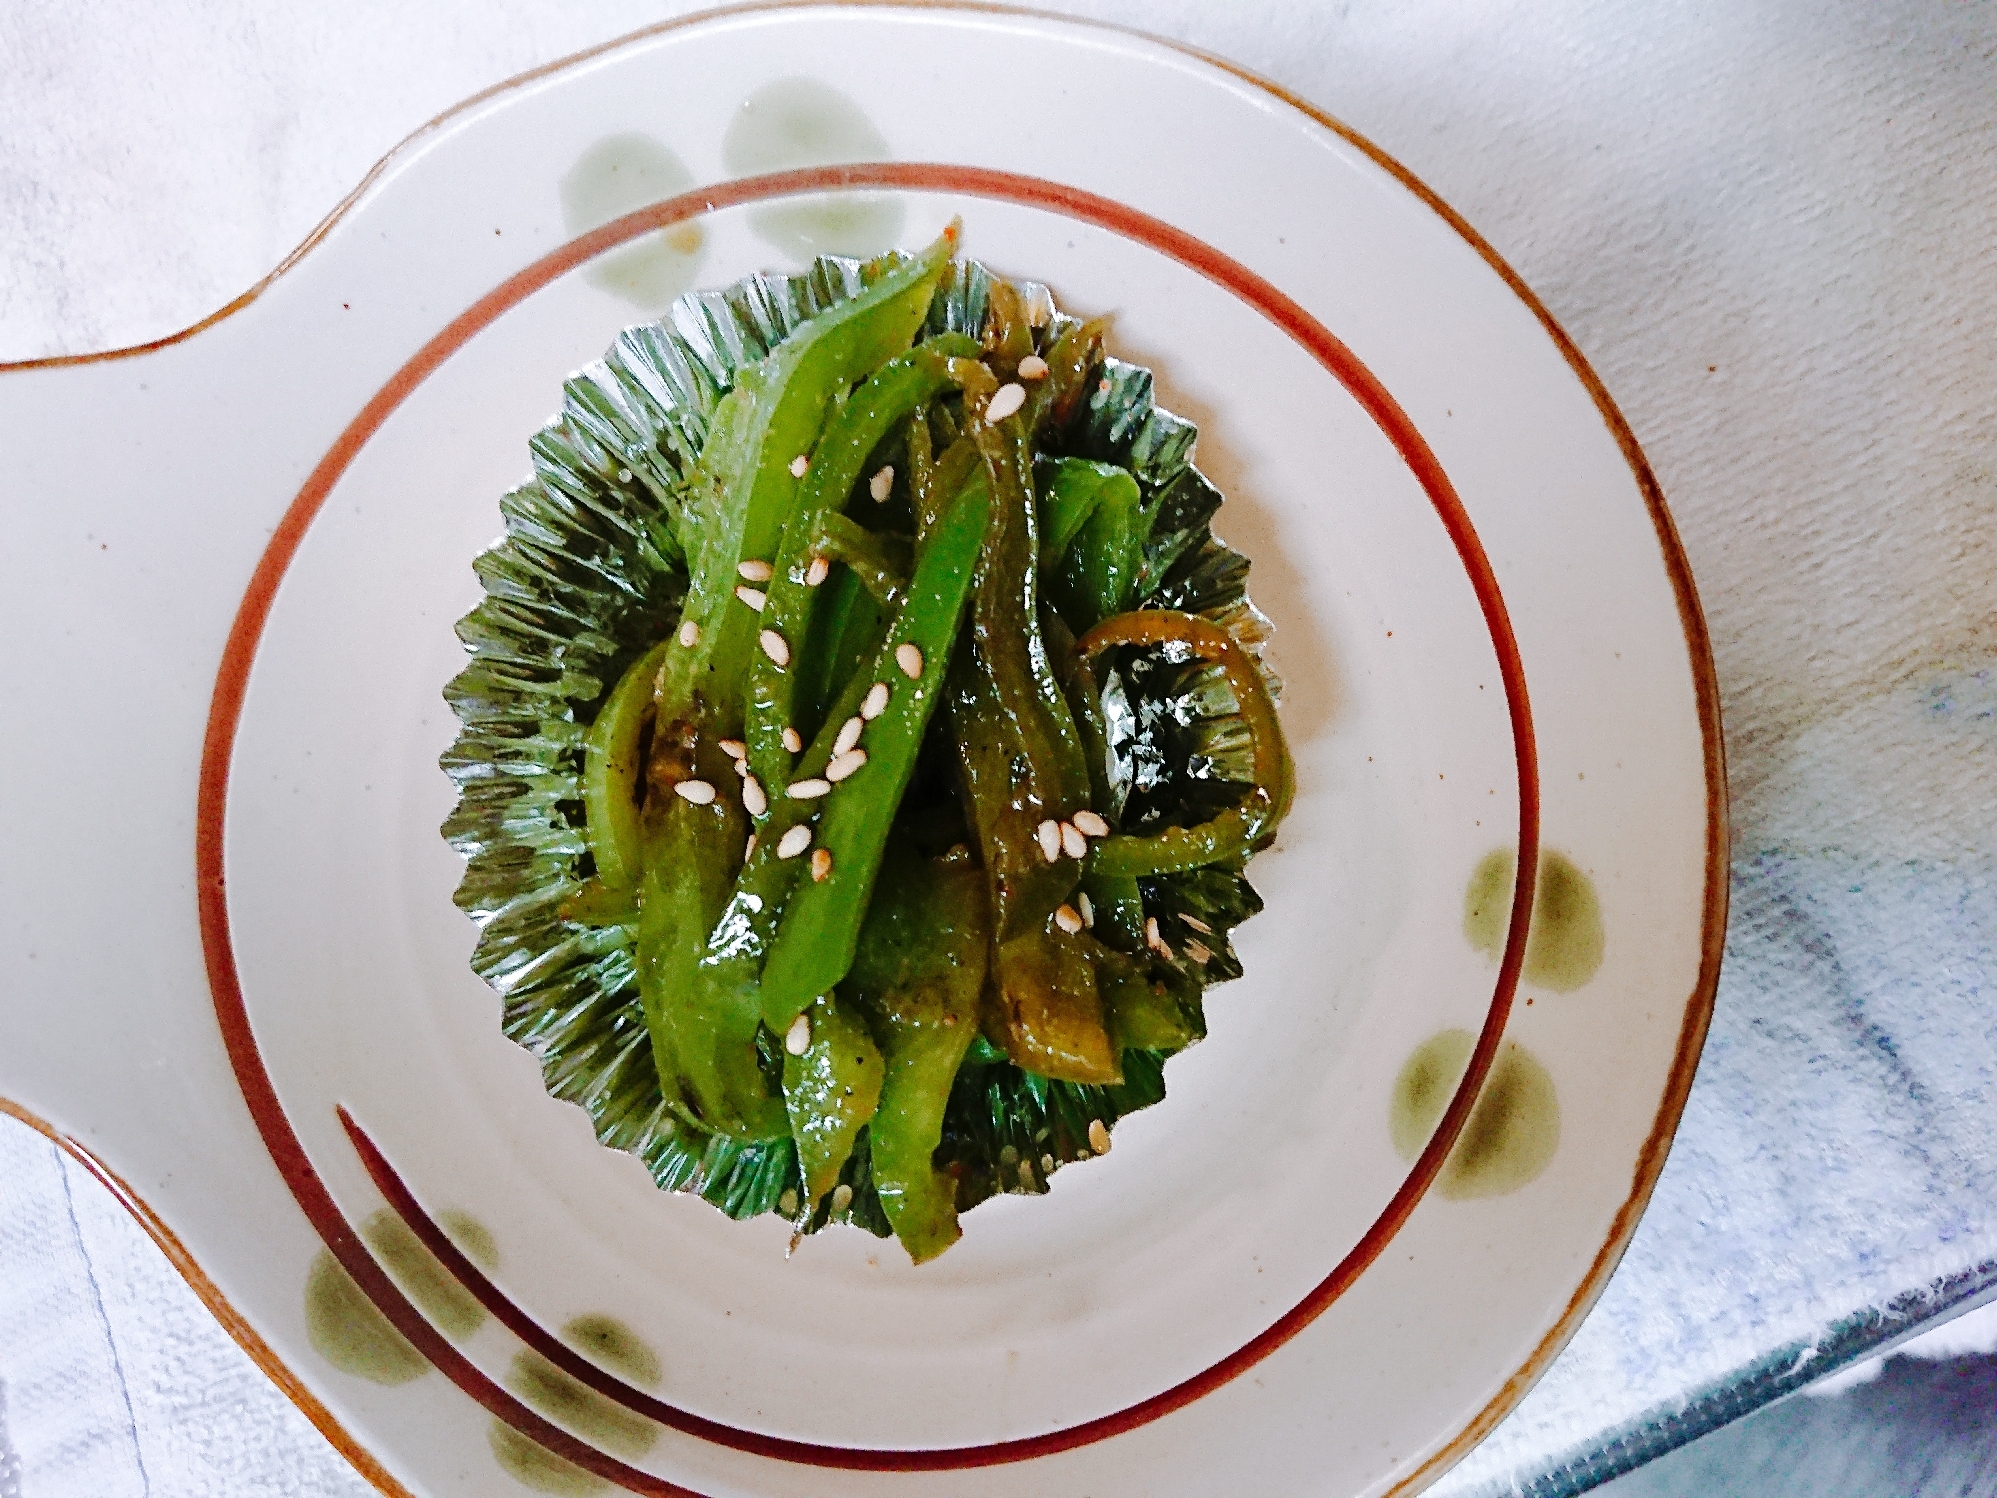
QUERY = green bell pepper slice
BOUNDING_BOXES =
[842,849,988,1263]
[1075,609,1295,877]
[782,993,885,1210]
[757,476,993,1029]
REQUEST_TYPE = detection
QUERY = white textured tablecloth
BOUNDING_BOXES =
[3,2,1993,1493]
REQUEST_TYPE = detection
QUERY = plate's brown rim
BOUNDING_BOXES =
[17,2,1726,1493]
[0,1097,421,1498]
[196,156,1537,1488]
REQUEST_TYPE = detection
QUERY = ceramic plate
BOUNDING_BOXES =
[0,6,1723,1496]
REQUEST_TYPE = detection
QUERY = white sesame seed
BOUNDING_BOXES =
[734,756,752,778]
[811,848,833,882]
[1037,820,1062,862]
[895,642,924,678]
[741,776,768,817]
[785,1013,812,1055]
[1018,1160,1035,1189]
[1060,821,1087,860]
[1088,1119,1110,1154]
[789,454,809,478]
[869,466,895,503]
[1185,939,1213,965]
[805,555,830,587]
[1077,892,1095,927]
[832,715,864,756]
[674,780,716,805]
[831,1183,853,1213]
[1041,1153,1056,1173]
[1054,904,1083,934]
[787,778,832,800]
[777,825,813,859]
[781,726,803,753]
[718,738,747,761]
[826,749,868,782]
[1145,915,1163,950]
[744,834,757,860]
[737,559,773,583]
[861,681,891,720]
[778,1188,798,1216]
[678,619,700,648]
[1017,354,1049,380]
[759,628,791,667]
[1178,913,1213,935]
[985,383,1027,422]
[735,585,767,612]
[1072,809,1110,838]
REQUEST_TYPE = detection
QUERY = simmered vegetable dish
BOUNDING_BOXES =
[445,226,1291,1263]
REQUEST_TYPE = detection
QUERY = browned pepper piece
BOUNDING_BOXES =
[947,291,1120,1085]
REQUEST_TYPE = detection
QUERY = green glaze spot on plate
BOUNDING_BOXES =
[377,1208,499,1340]
[487,1317,663,1491]
[565,1312,662,1389]
[1463,847,1607,992]
[303,1208,498,1384]
[723,77,905,259]
[560,133,707,308]
[1390,1030,1562,1199]
[304,1245,428,1387]
[1389,1029,1476,1163]
[488,1424,608,1497]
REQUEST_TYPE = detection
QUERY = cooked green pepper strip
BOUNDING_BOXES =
[667,471,964,1065]
[1036,458,1110,569]
[557,877,640,930]
[1041,607,1115,815]
[944,412,1118,1083]
[633,726,780,1140]
[745,338,988,793]
[790,564,881,739]
[782,993,884,1209]
[982,278,1036,375]
[815,513,910,607]
[905,408,936,528]
[842,849,987,1262]
[990,924,1119,1084]
[650,629,891,1133]
[1037,457,1150,631]
[976,422,1095,835]
[581,638,670,893]
[953,418,1093,936]
[1075,609,1295,876]
[654,226,958,745]
[1099,953,1206,1052]
[1041,607,1150,955]
[914,431,980,545]
[1024,315,1108,438]
[758,477,993,1030]
[636,577,888,1143]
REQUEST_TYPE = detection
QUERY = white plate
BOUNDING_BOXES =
[0,6,1723,1496]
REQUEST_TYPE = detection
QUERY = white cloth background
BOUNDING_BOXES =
[4,2,1993,1494]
